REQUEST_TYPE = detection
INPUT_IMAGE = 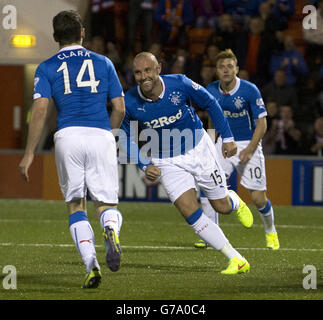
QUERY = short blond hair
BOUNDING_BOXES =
[214,49,238,66]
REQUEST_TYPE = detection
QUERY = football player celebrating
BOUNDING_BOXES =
[19,10,125,288]
[196,49,279,250]
[120,52,253,274]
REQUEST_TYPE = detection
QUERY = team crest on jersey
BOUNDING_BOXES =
[233,96,246,109]
[168,91,182,106]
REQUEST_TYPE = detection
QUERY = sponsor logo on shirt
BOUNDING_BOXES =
[144,109,182,128]
[223,109,248,118]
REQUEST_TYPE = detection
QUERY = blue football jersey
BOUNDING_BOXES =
[206,77,267,141]
[120,74,233,168]
[33,45,124,131]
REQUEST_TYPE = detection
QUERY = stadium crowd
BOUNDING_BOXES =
[74,0,323,156]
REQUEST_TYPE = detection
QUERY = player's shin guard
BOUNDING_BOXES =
[69,211,99,273]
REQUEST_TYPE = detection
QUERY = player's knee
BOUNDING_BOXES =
[67,197,86,214]
[250,190,267,209]
[94,202,118,216]
[210,198,232,215]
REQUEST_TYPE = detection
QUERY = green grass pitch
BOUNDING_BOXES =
[0,199,322,300]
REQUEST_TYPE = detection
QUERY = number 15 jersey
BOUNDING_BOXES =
[33,45,124,131]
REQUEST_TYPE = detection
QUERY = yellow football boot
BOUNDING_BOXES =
[194,239,208,249]
[266,232,280,250]
[221,256,250,275]
[83,267,102,289]
[231,191,253,228]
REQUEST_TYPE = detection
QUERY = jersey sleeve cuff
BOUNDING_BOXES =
[33,93,41,99]
[138,162,152,171]
[258,111,267,118]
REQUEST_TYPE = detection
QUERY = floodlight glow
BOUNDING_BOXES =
[11,35,36,48]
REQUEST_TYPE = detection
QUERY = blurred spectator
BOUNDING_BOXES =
[90,35,106,55]
[90,0,115,43]
[307,117,323,155]
[262,69,298,109]
[199,61,217,87]
[259,0,288,34]
[272,105,302,154]
[303,0,323,71]
[149,42,163,61]
[296,74,321,129]
[192,0,223,29]
[266,100,279,129]
[126,0,153,54]
[269,35,309,86]
[106,41,122,68]
[271,0,295,22]
[154,0,195,48]
[262,100,279,154]
[170,58,185,74]
[82,40,92,50]
[204,43,221,66]
[121,53,136,88]
[238,69,250,80]
[148,42,170,73]
[206,13,238,52]
[116,70,129,91]
[194,61,213,126]
[222,0,264,29]
[235,16,277,87]
[167,48,197,79]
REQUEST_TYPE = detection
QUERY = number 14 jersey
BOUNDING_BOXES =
[33,45,124,131]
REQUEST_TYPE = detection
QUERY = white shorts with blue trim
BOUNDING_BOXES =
[215,137,267,191]
[152,130,229,203]
[54,126,119,203]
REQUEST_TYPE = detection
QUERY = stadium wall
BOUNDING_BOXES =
[0,153,322,206]
[0,0,89,65]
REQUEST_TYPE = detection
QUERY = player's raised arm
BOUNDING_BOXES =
[18,97,49,181]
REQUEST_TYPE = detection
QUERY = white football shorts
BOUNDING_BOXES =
[54,126,119,203]
[215,137,267,191]
[152,130,229,203]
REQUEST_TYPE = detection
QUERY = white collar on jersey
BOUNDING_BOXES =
[218,76,241,96]
[137,76,165,102]
[58,45,84,52]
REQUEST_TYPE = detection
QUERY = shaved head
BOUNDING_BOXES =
[133,52,159,67]
[133,51,162,100]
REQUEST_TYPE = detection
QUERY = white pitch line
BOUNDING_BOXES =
[0,219,323,230]
[0,242,322,252]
